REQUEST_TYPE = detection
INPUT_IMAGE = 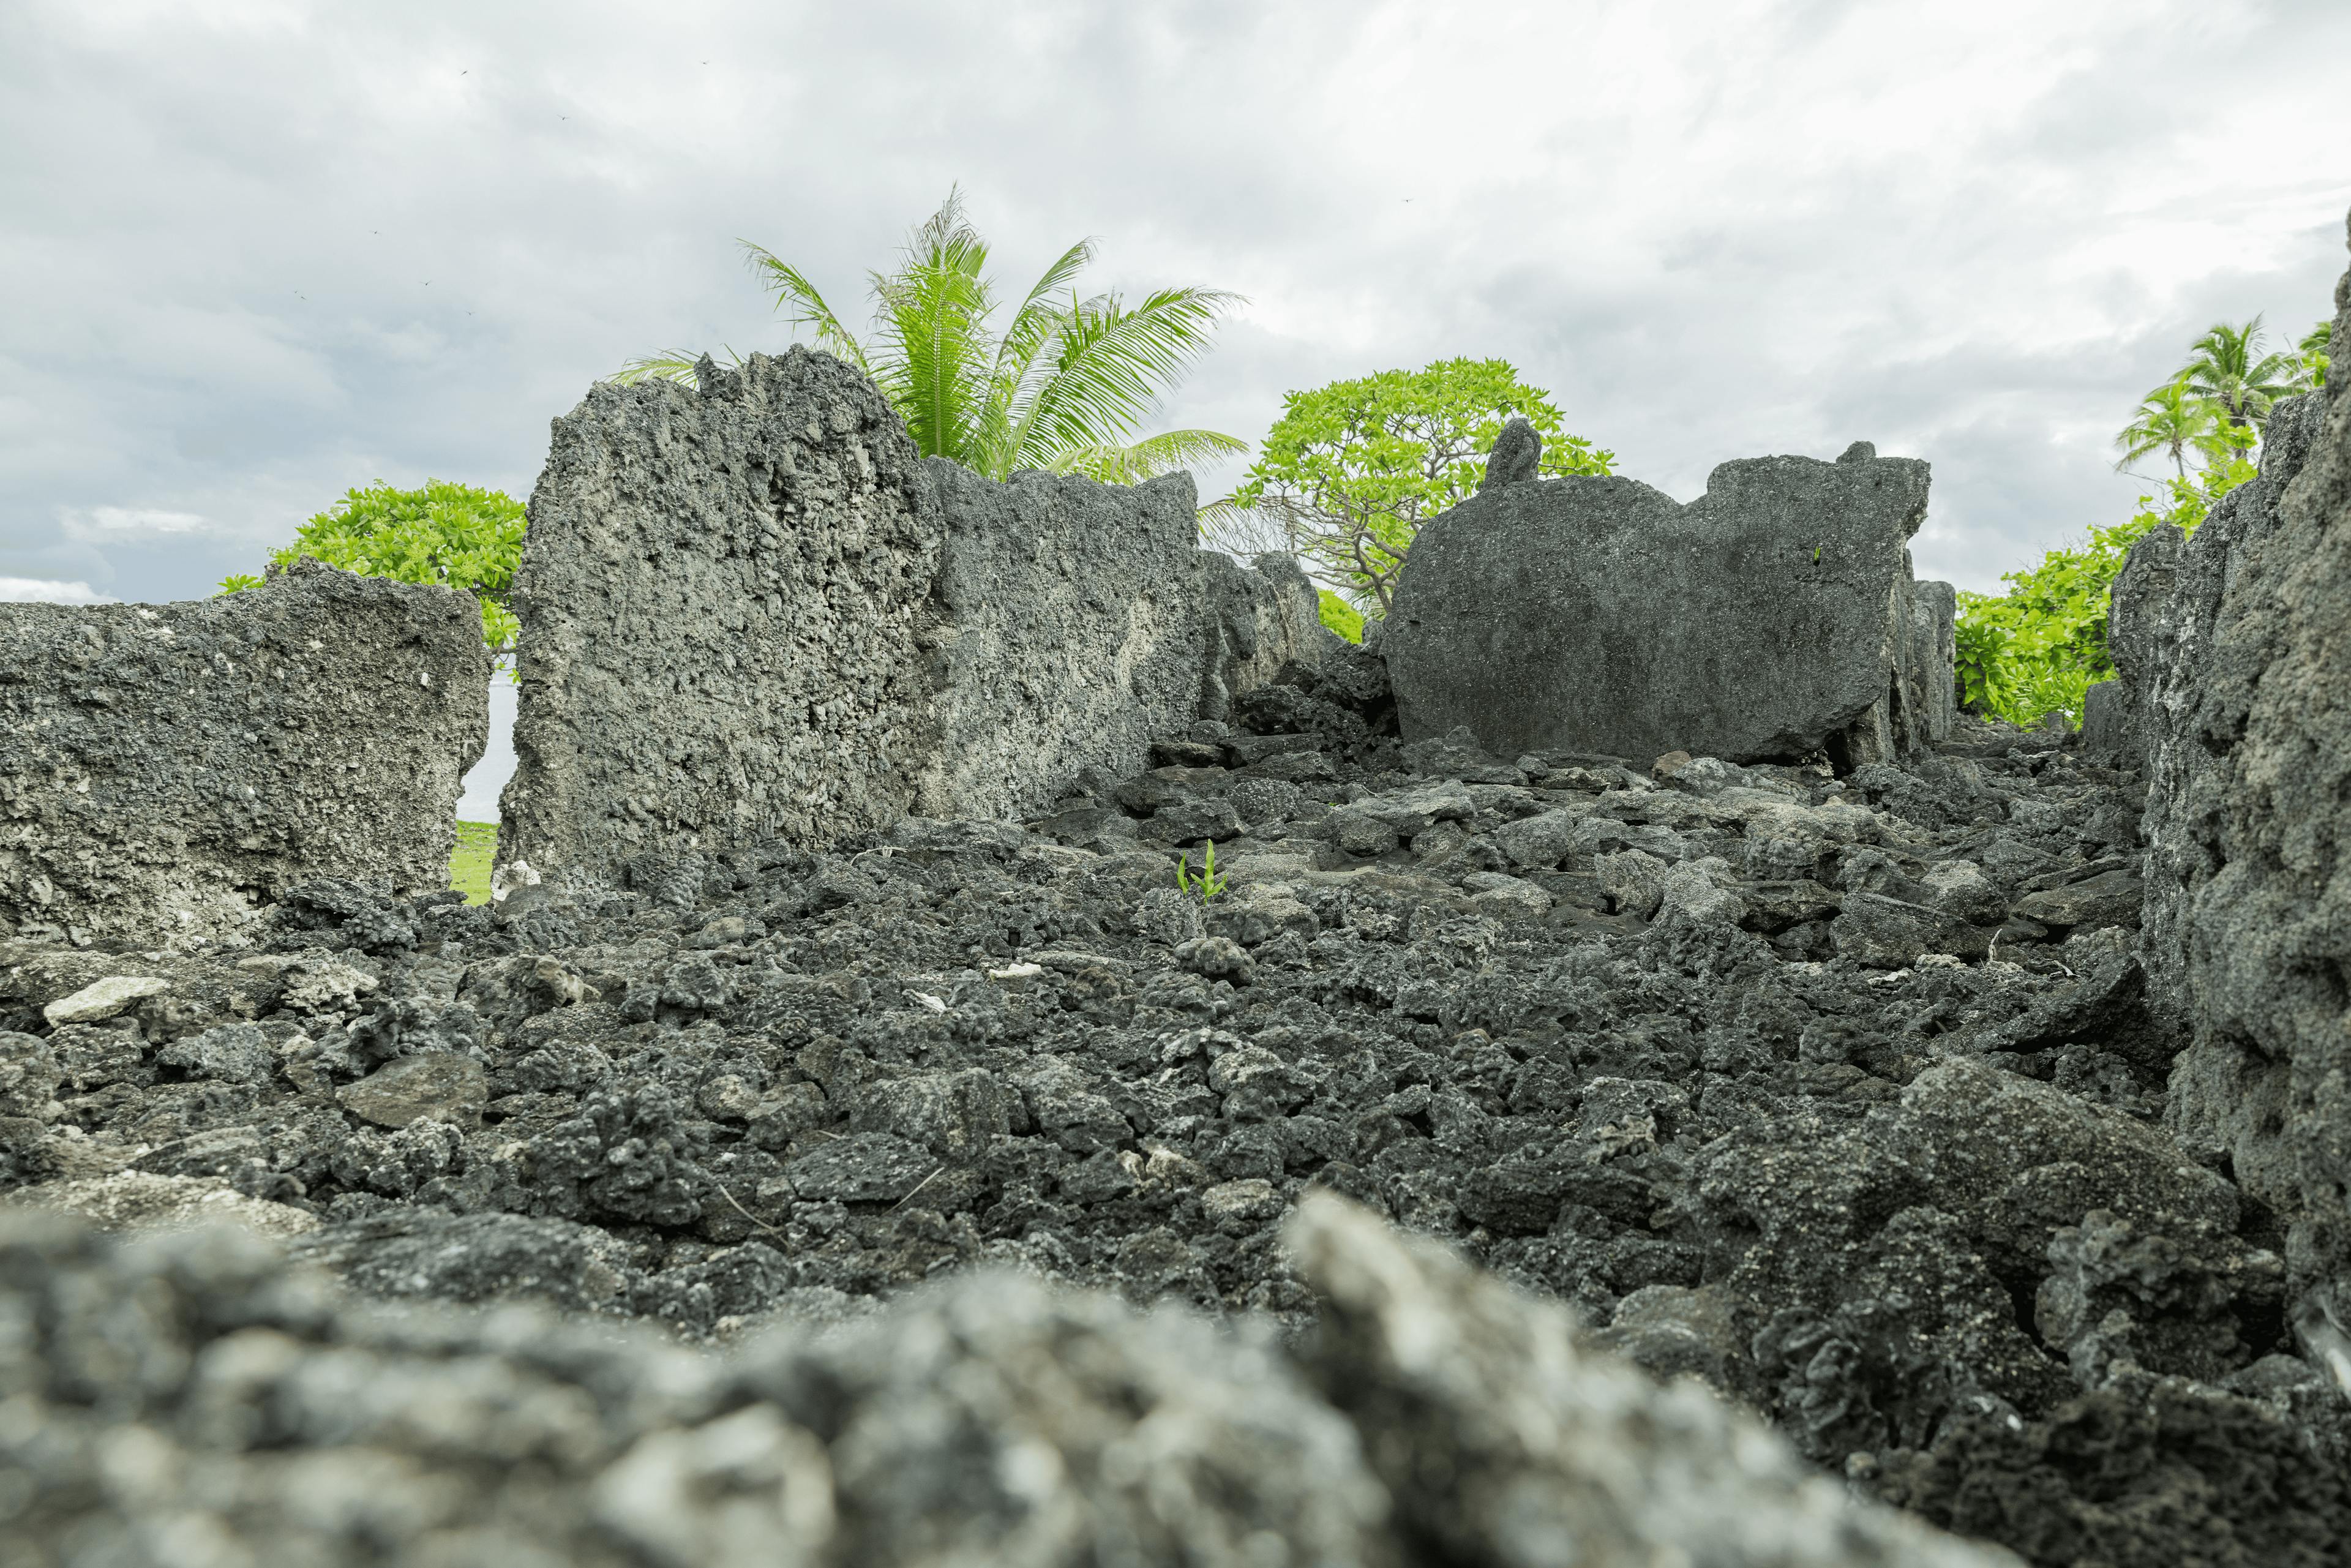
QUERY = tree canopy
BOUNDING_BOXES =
[1211,358,1613,620]
[615,189,1247,485]
[218,479,525,658]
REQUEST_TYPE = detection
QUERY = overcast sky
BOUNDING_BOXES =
[5,0,2347,620]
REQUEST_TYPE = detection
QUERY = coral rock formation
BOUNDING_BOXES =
[498,350,1320,888]
[0,557,488,948]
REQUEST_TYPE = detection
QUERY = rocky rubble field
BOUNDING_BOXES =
[6,650,2348,1566]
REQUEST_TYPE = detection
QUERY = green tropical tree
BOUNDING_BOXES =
[1210,358,1612,620]
[217,479,526,660]
[2177,316,2301,440]
[2113,377,2230,478]
[616,190,1247,484]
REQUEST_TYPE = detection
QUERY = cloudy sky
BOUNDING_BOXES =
[4,0,2346,615]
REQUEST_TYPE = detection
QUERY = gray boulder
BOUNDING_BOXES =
[1384,446,1954,767]
[1480,415,1542,490]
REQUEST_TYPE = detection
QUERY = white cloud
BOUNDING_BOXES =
[0,576,116,604]
[2,0,2347,611]
[58,506,215,541]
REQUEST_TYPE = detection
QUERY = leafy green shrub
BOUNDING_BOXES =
[218,479,527,658]
[1955,456,2252,725]
[1317,589,1365,643]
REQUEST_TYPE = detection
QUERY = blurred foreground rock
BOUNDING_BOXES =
[0,1195,2011,1568]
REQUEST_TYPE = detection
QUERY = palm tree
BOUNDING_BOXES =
[2115,378,2227,478]
[616,190,1248,484]
[2178,317,2301,440]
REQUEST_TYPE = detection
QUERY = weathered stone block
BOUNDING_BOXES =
[1383,441,1951,766]
[500,350,1314,883]
[0,558,487,947]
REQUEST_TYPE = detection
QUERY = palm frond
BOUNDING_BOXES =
[867,196,1000,465]
[1195,492,1301,557]
[609,350,716,386]
[741,242,872,372]
[1013,286,1245,470]
[980,239,1098,474]
[1040,428,1249,484]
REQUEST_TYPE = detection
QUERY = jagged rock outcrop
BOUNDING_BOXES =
[499,350,1317,887]
[0,558,488,948]
[2129,213,2351,1369]
[1384,434,1954,767]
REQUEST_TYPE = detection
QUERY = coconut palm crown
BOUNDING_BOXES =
[2177,316,2302,438]
[2114,377,2235,478]
[616,190,1247,485]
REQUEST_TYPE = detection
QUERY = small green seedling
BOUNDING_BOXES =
[1177,839,1230,902]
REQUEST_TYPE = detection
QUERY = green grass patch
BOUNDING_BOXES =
[451,820,498,905]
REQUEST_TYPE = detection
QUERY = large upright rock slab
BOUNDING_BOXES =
[2135,216,2351,1349]
[0,558,488,947]
[915,462,1212,822]
[498,351,942,882]
[1383,443,1950,765]
[501,350,1313,883]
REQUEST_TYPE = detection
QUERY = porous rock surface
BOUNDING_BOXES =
[0,1195,2008,1568]
[0,557,488,949]
[2118,219,2351,1379]
[1384,435,1954,767]
[499,350,1318,887]
[5,642,2344,1564]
